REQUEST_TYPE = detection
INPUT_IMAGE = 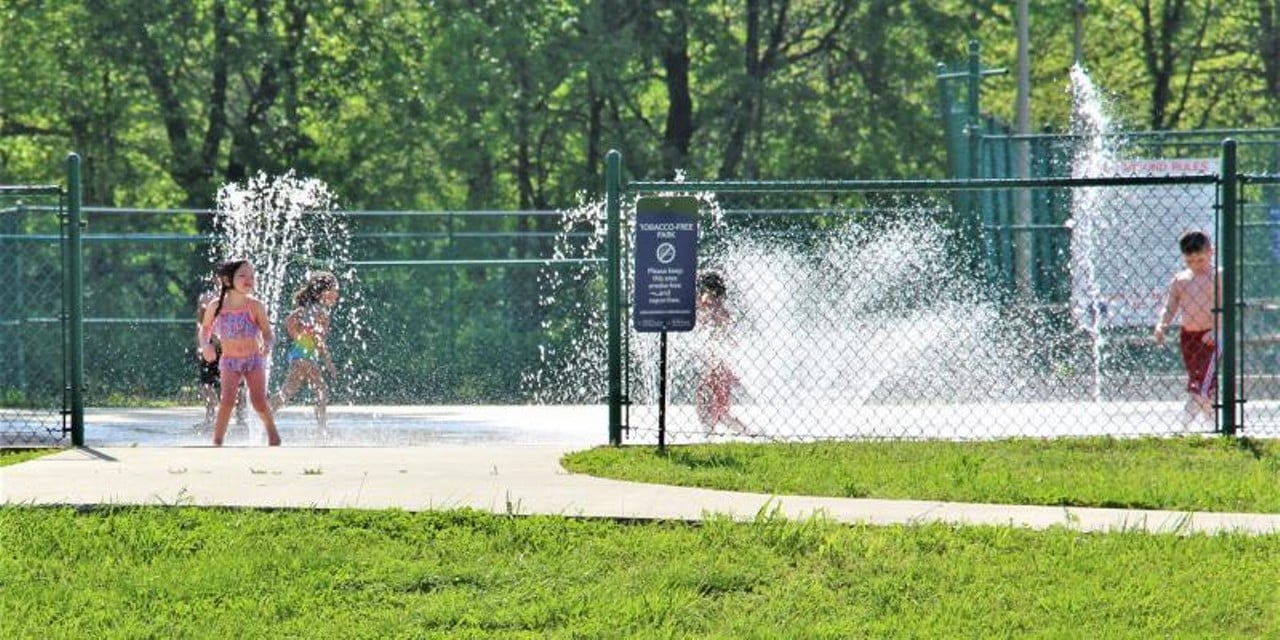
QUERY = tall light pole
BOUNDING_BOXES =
[1074,1,1086,66]
[1014,0,1032,294]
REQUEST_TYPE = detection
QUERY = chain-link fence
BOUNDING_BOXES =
[7,148,1278,449]
[1,187,69,446]
[1240,175,1280,431]
[618,161,1280,443]
[3,205,603,412]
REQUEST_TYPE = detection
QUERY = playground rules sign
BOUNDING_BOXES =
[1068,157,1217,328]
[633,197,698,332]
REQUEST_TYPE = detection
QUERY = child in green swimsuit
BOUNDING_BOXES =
[272,271,340,431]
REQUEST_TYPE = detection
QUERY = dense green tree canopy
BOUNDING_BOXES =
[2,0,1277,208]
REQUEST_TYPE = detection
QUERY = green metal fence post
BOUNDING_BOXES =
[67,153,86,446]
[966,40,985,277]
[935,63,959,178]
[606,150,623,446]
[966,40,981,182]
[1219,139,1238,436]
[4,204,22,391]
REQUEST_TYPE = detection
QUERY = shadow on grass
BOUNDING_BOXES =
[661,447,747,472]
[1235,436,1269,460]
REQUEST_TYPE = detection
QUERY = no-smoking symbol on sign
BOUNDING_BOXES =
[655,242,677,264]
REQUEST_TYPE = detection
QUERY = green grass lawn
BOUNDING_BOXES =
[3,437,1280,637]
[0,448,53,467]
[563,435,1280,513]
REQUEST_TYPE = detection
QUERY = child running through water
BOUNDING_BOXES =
[194,274,246,430]
[272,271,340,431]
[695,270,750,436]
[200,259,282,446]
[1153,230,1222,426]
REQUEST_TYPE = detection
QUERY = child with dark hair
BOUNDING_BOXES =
[194,274,245,430]
[695,269,750,436]
[1154,230,1222,425]
[272,271,340,431]
[200,259,282,446]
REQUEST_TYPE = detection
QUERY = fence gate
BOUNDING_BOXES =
[1,156,85,447]
[1,187,67,445]
[1239,173,1280,435]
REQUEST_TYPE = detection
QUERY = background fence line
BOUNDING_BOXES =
[4,143,1280,448]
[614,142,1280,443]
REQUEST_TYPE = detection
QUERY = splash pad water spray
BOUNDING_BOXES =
[209,171,370,436]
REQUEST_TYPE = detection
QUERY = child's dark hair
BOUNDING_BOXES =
[211,259,250,319]
[1179,230,1211,255]
[698,270,726,298]
[292,271,338,307]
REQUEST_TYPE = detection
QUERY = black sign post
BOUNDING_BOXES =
[633,197,699,450]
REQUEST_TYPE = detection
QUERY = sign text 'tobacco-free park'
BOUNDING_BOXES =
[633,196,698,332]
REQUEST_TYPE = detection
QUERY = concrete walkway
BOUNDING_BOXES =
[5,445,1280,535]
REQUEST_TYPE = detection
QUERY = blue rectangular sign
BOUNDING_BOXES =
[633,197,699,332]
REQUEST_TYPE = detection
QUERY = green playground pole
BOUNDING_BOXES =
[1218,140,1238,436]
[967,40,986,277]
[606,150,623,446]
[67,153,86,446]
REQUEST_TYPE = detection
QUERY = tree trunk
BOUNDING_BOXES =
[1260,1,1280,101]
[660,0,694,178]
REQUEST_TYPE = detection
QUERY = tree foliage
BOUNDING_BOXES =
[3,0,1276,208]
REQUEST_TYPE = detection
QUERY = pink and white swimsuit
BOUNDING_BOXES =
[214,307,265,373]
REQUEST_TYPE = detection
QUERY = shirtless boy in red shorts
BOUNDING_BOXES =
[1153,230,1221,426]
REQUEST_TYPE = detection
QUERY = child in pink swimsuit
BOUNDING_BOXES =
[194,280,246,430]
[200,259,282,446]
[695,270,749,436]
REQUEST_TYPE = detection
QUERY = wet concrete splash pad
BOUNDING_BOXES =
[85,405,610,448]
